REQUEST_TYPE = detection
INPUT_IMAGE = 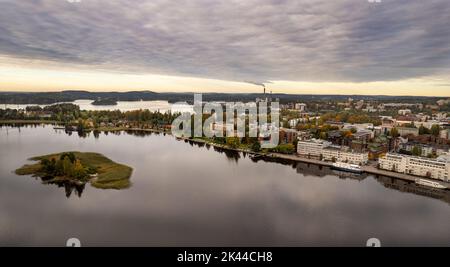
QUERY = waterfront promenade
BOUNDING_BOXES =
[270,153,450,189]
[184,137,450,190]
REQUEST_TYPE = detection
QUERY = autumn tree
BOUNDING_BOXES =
[390,127,399,137]
[430,124,441,137]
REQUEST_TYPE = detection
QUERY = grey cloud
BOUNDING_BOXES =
[0,0,449,83]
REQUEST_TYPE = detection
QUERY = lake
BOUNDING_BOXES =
[2,99,193,113]
[1,125,450,246]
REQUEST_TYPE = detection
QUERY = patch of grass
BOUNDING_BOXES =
[14,163,43,176]
[16,152,133,190]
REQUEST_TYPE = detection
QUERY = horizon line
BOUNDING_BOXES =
[0,90,449,99]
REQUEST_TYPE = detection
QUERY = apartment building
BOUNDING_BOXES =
[297,139,369,165]
[297,139,331,157]
[397,127,419,137]
[399,142,450,157]
[379,153,450,181]
[321,147,369,165]
[279,128,298,144]
[294,103,307,112]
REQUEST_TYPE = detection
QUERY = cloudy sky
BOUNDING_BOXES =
[0,0,449,96]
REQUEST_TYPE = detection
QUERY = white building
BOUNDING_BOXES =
[297,139,368,165]
[362,105,378,113]
[397,127,419,137]
[321,147,369,165]
[289,118,305,128]
[297,139,331,158]
[379,153,450,181]
[342,123,374,132]
[295,103,307,112]
[398,109,412,116]
[413,120,443,129]
[434,112,447,121]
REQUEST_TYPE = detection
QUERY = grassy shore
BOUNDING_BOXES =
[15,152,133,190]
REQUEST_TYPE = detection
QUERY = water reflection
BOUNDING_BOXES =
[376,176,450,205]
[212,146,241,163]
[2,124,450,246]
[1,100,193,113]
[60,182,85,198]
[183,135,450,205]
[178,134,450,206]
[3,124,450,204]
[33,176,87,198]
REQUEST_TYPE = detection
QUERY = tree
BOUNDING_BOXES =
[72,159,87,180]
[430,124,440,137]
[62,157,74,177]
[412,146,422,156]
[343,130,353,138]
[226,137,241,149]
[40,158,57,175]
[270,144,295,154]
[251,141,261,152]
[60,152,76,163]
[390,127,399,137]
[55,158,64,176]
[419,125,430,135]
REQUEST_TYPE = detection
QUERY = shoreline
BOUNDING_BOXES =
[2,120,449,189]
[181,137,450,190]
[0,120,172,133]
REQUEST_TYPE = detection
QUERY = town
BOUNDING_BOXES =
[280,97,450,185]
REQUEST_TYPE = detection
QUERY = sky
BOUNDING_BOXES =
[0,0,450,96]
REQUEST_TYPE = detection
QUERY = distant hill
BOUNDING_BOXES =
[0,90,443,105]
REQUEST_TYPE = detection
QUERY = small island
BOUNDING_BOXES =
[15,152,132,190]
[91,98,118,106]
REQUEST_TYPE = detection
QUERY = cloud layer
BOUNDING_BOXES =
[0,0,449,83]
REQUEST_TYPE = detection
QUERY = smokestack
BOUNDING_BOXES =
[244,81,271,97]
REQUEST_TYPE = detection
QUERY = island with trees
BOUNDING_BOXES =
[91,98,118,106]
[15,152,133,190]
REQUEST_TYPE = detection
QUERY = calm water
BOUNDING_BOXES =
[2,99,193,113]
[1,125,450,246]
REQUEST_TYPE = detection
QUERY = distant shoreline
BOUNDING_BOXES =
[1,90,448,106]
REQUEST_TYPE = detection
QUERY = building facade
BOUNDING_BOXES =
[379,153,450,181]
[297,139,331,158]
[397,127,419,137]
[297,139,369,165]
[279,128,298,144]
